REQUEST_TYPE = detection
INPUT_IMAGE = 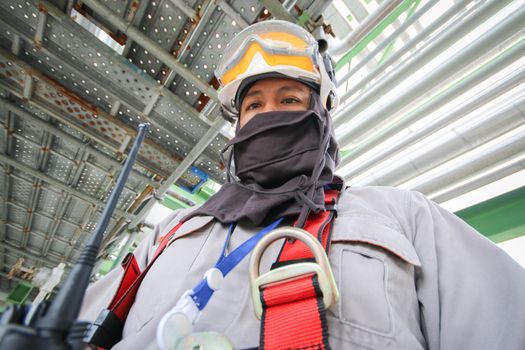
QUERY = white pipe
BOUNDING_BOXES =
[429,153,525,204]
[410,127,525,195]
[354,96,525,187]
[329,0,403,57]
[335,0,472,102]
[336,3,525,147]
[333,0,513,128]
[338,40,525,176]
[336,0,439,86]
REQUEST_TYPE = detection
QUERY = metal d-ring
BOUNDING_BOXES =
[249,226,339,319]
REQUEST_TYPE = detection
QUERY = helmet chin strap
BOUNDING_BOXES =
[220,105,238,124]
[295,105,333,227]
[318,51,339,111]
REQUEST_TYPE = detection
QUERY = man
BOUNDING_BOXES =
[80,20,525,349]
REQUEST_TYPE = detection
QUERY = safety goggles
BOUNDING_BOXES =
[215,21,320,87]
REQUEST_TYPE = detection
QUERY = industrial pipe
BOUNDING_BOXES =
[336,2,524,147]
[338,39,525,177]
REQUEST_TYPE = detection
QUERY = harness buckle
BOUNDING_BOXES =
[249,226,339,319]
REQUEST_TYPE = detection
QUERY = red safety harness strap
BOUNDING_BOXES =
[260,188,340,350]
[86,221,186,348]
[109,221,184,321]
[260,273,329,350]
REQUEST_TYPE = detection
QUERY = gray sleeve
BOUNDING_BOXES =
[407,191,525,350]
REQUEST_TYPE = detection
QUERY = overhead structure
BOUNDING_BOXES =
[0,0,331,303]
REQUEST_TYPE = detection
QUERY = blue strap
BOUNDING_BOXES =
[191,217,283,310]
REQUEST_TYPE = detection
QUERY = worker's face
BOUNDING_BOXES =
[239,78,311,128]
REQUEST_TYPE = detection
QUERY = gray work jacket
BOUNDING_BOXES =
[80,186,525,349]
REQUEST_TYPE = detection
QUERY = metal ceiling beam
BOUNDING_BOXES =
[0,20,201,166]
[20,114,51,250]
[121,0,151,56]
[0,98,157,188]
[1,223,64,264]
[0,7,227,182]
[40,192,71,257]
[78,0,219,100]
[216,0,249,29]
[5,125,145,197]
[63,206,95,261]
[140,0,218,129]
[0,76,174,183]
[128,105,224,229]
[0,153,136,221]
[0,111,14,272]
[0,240,60,266]
[0,112,14,244]
[20,178,42,249]
[260,0,297,23]
[6,195,81,233]
[177,0,218,60]
[0,82,139,174]
[169,0,198,19]
[339,38,525,176]
[337,1,524,147]
[4,219,82,263]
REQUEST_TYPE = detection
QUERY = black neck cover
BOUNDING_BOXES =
[183,91,340,227]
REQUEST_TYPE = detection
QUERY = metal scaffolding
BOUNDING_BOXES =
[0,0,330,301]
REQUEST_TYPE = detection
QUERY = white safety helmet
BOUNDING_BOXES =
[215,20,338,118]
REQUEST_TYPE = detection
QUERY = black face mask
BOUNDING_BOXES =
[184,91,340,227]
[229,109,322,189]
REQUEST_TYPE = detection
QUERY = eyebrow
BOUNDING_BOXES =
[244,85,308,99]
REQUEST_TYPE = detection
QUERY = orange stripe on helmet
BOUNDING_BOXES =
[220,32,316,85]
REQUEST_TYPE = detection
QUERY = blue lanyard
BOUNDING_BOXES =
[190,217,283,311]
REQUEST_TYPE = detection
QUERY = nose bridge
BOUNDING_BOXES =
[262,98,279,113]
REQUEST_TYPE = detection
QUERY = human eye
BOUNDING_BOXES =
[245,101,261,111]
[282,97,301,104]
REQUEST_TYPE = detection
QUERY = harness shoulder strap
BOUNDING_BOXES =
[260,188,341,350]
[85,221,185,348]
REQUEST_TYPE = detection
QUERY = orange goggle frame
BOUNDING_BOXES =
[217,32,319,86]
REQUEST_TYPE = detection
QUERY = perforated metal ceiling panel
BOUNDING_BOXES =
[0,0,330,300]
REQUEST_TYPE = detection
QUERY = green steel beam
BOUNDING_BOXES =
[162,195,190,210]
[455,186,525,243]
[161,181,219,210]
[335,0,417,71]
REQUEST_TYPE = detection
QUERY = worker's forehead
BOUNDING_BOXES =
[244,78,310,96]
